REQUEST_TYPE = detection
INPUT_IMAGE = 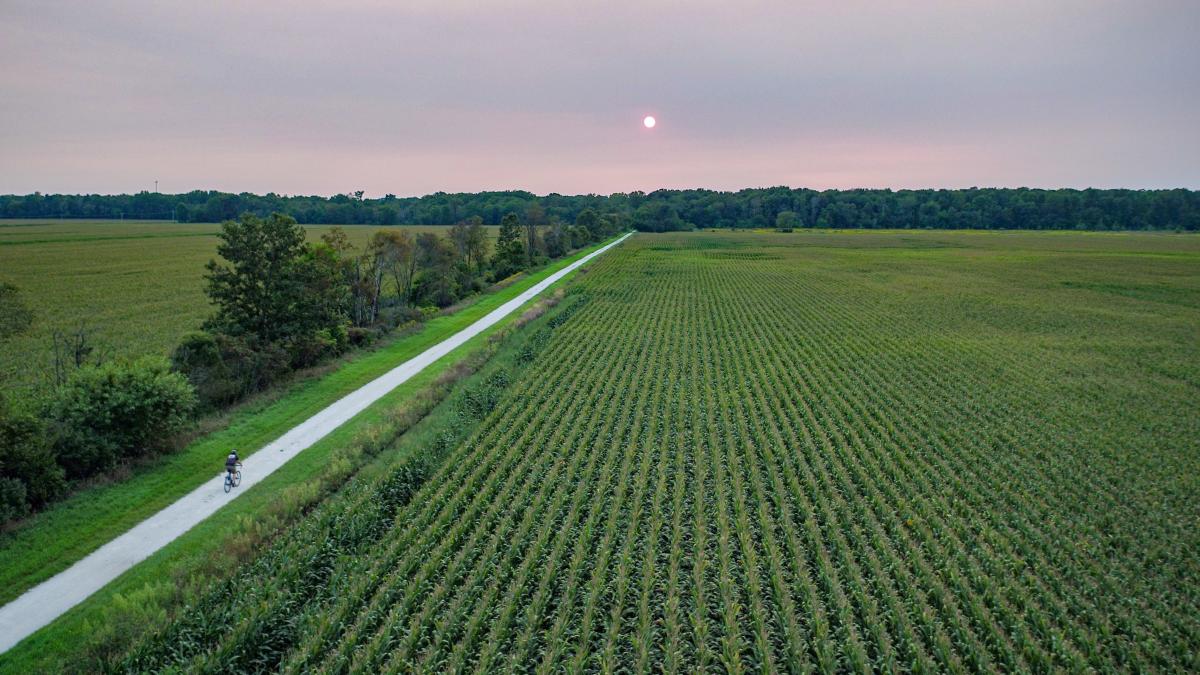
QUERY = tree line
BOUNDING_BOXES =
[0,209,621,525]
[2,186,1198,231]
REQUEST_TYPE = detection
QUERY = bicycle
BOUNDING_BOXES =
[224,463,242,493]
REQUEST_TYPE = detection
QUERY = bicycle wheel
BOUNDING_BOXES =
[233,470,242,487]
[224,475,232,493]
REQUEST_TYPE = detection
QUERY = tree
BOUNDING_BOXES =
[313,226,381,327]
[361,233,390,322]
[292,244,352,363]
[523,202,546,262]
[543,220,568,258]
[775,210,800,230]
[204,213,346,347]
[568,224,591,248]
[2,187,1199,232]
[575,208,601,241]
[632,202,686,232]
[319,226,353,255]
[171,331,238,409]
[499,211,521,248]
[450,216,488,270]
[377,230,418,304]
[465,218,489,273]
[601,212,628,236]
[414,232,458,307]
[449,219,470,262]
[377,206,399,225]
[493,212,526,279]
[50,321,106,388]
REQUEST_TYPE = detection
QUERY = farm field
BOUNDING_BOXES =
[116,230,1199,672]
[0,220,495,389]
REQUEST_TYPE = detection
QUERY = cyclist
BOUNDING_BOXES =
[225,449,241,479]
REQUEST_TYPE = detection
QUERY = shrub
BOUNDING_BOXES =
[346,326,379,348]
[287,325,347,369]
[172,332,293,410]
[0,396,65,521]
[171,332,238,411]
[376,303,424,331]
[0,478,27,524]
[219,335,290,399]
[51,357,197,479]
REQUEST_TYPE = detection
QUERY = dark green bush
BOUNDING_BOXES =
[346,326,379,348]
[171,332,293,410]
[220,336,290,399]
[0,396,66,521]
[286,325,347,369]
[51,357,196,479]
[171,332,238,410]
[0,478,27,524]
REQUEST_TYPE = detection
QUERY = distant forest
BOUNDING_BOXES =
[2,187,1198,231]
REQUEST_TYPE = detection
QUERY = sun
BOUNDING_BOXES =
[643,115,656,129]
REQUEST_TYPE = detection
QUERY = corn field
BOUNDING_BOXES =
[121,231,1199,672]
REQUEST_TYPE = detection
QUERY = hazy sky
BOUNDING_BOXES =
[2,0,1197,196]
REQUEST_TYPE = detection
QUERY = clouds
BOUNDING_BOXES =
[1,0,1197,195]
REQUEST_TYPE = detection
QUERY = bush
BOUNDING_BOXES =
[346,326,379,348]
[171,332,238,411]
[51,358,197,479]
[376,304,424,331]
[220,336,291,399]
[287,325,347,369]
[172,332,291,410]
[0,397,65,521]
[0,478,27,524]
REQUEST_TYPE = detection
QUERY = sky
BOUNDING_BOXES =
[1,0,1198,197]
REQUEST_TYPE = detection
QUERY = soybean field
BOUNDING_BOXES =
[120,230,1199,672]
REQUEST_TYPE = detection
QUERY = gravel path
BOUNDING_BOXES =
[0,232,632,654]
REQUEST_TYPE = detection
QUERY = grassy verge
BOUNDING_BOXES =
[0,237,614,607]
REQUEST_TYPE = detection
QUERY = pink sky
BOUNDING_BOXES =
[1,0,1197,196]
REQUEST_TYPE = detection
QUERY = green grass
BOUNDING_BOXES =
[0,219,496,388]
[0,236,609,609]
[99,230,1200,672]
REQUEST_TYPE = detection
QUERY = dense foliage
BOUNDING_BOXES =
[49,358,196,478]
[203,213,344,347]
[113,231,1199,671]
[173,211,617,411]
[0,358,194,519]
[3,186,1198,230]
[0,398,64,522]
